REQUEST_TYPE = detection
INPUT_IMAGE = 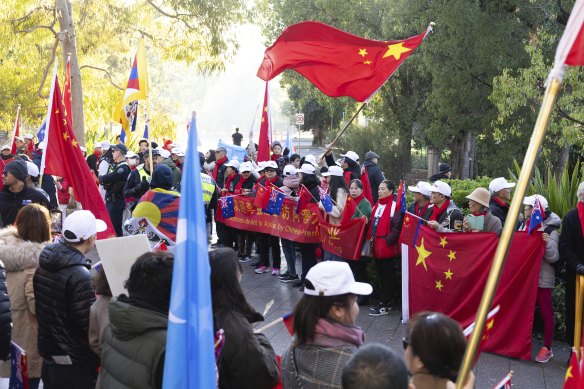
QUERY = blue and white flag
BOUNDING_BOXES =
[220,196,235,218]
[163,111,215,389]
[217,139,247,162]
[264,189,285,215]
[528,196,544,234]
[319,187,334,213]
[35,118,47,143]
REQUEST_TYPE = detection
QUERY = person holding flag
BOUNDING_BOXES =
[517,195,560,362]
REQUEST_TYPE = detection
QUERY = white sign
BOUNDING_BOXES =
[295,113,305,126]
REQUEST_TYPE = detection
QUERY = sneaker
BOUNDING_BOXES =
[291,279,304,288]
[272,268,281,276]
[238,256,252,263]
[280,274,300,283]
[255,266,270,274]
[535,346,553,363]
[369,304,392,317]
[278,271,290,279]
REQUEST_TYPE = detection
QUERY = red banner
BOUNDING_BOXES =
[217,196,321,243]
[319,217,367,260]
[400,213,545,360]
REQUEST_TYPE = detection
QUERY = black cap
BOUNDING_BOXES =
[439,163,452,174]
[4,160,29,182]
[112,143,128,155]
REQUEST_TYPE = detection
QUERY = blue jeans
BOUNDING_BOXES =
[323,249,345,262]
[281,238,297,276]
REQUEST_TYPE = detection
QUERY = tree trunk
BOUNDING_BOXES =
[451,131,475,179]
[552,143,570,179]
[397,124,412,179]
[56,0,85,145]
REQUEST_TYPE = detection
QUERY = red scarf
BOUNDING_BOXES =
[234,175,248,194]
[429,199,451,221]
[341,194,365,225]
[414,202,429,217]
[271,154,281,161]
[93,150,100,158]
[492,197,508,209]
[223,173,239,194]
[472,211,487,216]
[578,202,584,240]
[370,196,394,237]
[213,156,227,181]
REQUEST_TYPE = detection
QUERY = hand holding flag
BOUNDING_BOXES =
[528,196,544,234]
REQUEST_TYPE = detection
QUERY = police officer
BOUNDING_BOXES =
[123,148,159,210]
[99,143,131,236]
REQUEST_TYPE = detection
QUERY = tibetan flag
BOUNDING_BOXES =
[163,112,215,388]
[133,189,180,242]
[254,184,271,209]
[10,106,20,155]
[264,189,285,215]
[120,102,138,144]
[563,349,583,389]
[9,342,29,389]
[113,39,148,141]
[257,82,270,162]
[319,187,334,213]
[257,21,431,102]
[528,196,544,234]
[220,196,235,219]
[40,67,116,239]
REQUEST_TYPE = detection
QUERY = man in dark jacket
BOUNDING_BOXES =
[100,144,131,236]
[429,163,452,182]
[124,149,159,210]
[34,210,106,388]
[363,151,385,204]
[32,147,58,209]
[488,177,516,225]
[0,159,49,227]
[0,259,11,361]
[560,181,584,346]
[100,251,174,389]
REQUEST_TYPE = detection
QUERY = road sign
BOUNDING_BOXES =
[295,113,304,126]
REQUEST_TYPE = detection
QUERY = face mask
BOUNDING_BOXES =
[128,159,138,167]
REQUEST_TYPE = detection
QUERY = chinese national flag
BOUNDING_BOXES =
[563,349,583,389]
[10,107,20,155]
[42,75,116,239]
[319,217,367,260]
[400,215,545,360]
[257,82,270,162]
[257,21,430,102]
[253,184,271,209]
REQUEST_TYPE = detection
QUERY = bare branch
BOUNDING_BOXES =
[557,107,584,126]
[37,38,60,99]
[13,5,58,37]
[79,65,124,90]
[17,24,58,36]
[145,0,196,30]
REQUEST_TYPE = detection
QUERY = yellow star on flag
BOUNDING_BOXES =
[63,132,70,141]
[363,60,372,65]
[263,106,268,112]
[71,139,78,148]
[565,366,573,381]
[415,238,432,271]
[382,42,412,60]
[358,48,368,57]
[444,268,453,280]
[487,318,494,330]
[435,280,443,291]
[439,237,448,248]
[261,117,265,123]
[448,250,456,262]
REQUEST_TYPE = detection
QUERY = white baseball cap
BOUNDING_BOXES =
[80,146,86,153]
[94,142,102,149]
[489,177,516,194]
[264,160,278,170]
[304,261,372,297]
[283,165,297,176]
[257,161,267,171]
[430,180,452,197]
[239,162,253,173]
[101,140,111,151]
[299,163,316,175]
[14,136,23,142]
[322,165,344,177]
[37,142,45,150]
[340,151,359,163]
[156,148,171,159]
[225,160,240,170]
[26,161,39,178]
[304,154,317,167]
[23,134,34,140]
[523,194,548,210]
[126,151,138,159]
[62,210,107,243]
[408,181,432,197]
[1,145,10,151]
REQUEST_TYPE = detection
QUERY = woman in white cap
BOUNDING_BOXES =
[321,166,348,227]
[281,261,372,389]
[517,195,560,363]
[462,188,502,233]
[234,162,257,262]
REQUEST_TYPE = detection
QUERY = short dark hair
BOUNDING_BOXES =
[139,139,149,147]
[342,343,409,389]
[380,179,396,193]
[350,179,363,190]
[290,154,300,163]
[125,252,174,313]
[407,312,466,382]
[93,267,112,297]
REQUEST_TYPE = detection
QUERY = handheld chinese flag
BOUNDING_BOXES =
[257,21,432,102]
[563,348,582,389]
[253,184,272,209]
[113,38,148,142]
[40,63,116,239]
[257,82,270,162]
[10,106,21,155]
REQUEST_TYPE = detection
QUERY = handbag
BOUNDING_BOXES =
[360,237,375,258]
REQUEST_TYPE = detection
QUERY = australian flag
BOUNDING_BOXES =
[396,180,407,214]
[528,196,544,234]
[264,189,285,215]
[319,187,334,213]
[220,196,235,218]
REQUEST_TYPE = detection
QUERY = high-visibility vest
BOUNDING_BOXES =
[201,173,215,204]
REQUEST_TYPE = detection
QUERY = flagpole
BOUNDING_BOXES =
[10,105,21,152]
[456,77,562,388]
[39,59,59,188]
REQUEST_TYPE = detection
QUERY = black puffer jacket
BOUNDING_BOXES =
[33,243,98,367]
[0,259,11,360]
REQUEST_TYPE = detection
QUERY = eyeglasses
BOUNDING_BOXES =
[264,168,276,173]
[402,338,410,350]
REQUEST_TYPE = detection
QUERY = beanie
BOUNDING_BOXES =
[4,160,29,182]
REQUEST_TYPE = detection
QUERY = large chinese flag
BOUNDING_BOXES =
[257,22,429,102]
[257,82,270,162]
[400,213,545,360]
[319,217,367,260]
[42,75,116,239]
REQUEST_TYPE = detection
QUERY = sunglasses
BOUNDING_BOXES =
[264,168,277,173]
[402,338,410,350]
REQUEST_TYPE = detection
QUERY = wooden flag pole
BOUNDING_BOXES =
[456,77,563,388]
[575,275,584,360]
[319,102,366,161]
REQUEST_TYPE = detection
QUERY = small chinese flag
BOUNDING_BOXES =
[563,348,583,389]
[253,184,271,210]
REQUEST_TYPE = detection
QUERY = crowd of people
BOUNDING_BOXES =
[0,129,582,388]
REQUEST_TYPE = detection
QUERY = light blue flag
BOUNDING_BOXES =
[284,129,294,153]
[217,139,247,162]
[163,111,215,389]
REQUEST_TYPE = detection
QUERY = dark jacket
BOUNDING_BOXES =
[489,197,509,225]
[99,161,131,200]
[215,309,279,389]
[432,201,463,232]
[32,151,57,209]
[162,159,182,190]
[364,161,385,203]
[100,297,167,389]
[0,185,50,227]
[33,243,98,367]
[0,259,11,360]
[429,172,450,182]
[215,159,229,189]
[560,208,584,273]
[123,164,152,201]
[150,164,174,191]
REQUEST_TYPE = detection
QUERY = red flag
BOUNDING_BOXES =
[360,171,374,204]
[257,22,430,102]
[253,184,271,209]
[41,74,116,239]
[283,312,294,336]
[63,54,73,123]
[402,224,545,360]
[563,349,583,389]
[257,82,270,162]
[319,217,367,260]
[295,185,313,214]
[10,106,20,155]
